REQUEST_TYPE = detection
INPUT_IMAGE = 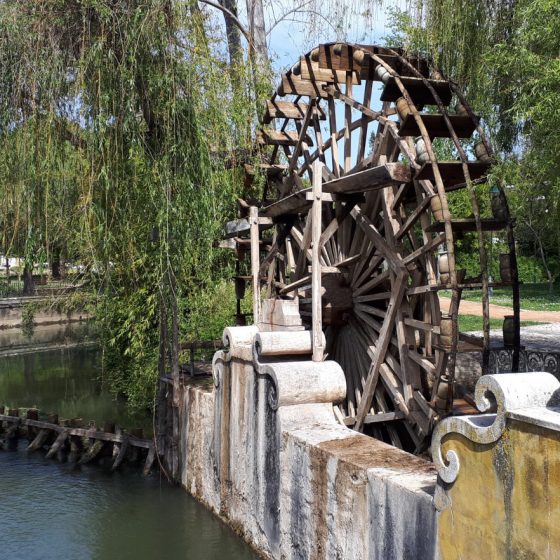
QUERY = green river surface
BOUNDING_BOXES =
[0,336,258,560]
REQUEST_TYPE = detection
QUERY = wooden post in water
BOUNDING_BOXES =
[6,408,19,450]
[26,408,38,440]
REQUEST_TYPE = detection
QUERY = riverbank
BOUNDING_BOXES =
[158,325,560,560]
[0,296,90,330]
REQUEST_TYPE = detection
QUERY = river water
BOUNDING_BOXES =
[0,345,258,560]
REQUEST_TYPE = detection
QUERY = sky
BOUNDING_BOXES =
[201,0,411,168]
[265,0,409,73]
[201,0,410,75]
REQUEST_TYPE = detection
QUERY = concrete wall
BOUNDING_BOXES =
[162,326,560,559]
[433,372,560,560]
[0,297,88,330]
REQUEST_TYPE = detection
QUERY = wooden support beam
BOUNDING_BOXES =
[350,205,405,275]
[354,273,406,432]
[403,233,446,265]
[343,411,405,426]
[404,317,441,334]
[288,100,316,175]
[395,195,434,240]
[143,445,156,476]
[79,439,104,464]
[111,435,129,471]
[249,206,261,324]
[311,160,324,362]
[45,430,69,459]
[28,428,50,451]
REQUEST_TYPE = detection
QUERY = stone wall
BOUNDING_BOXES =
[432,371,560,559]
[161,325,560,559]
[0,297,89,330]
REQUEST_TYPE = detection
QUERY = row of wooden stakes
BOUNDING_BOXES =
[0,406,157,475]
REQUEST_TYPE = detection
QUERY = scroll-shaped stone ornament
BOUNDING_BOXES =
[212,350,225,388]
[222,325,259,361]
[432,372,560,485]
[252,331,345,411]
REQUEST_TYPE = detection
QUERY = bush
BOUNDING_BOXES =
[456,249,547,283]
[182,280,252,343]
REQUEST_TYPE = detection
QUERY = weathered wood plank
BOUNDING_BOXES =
[380,76,452,106]
[311,161,324,361]
[323,163,410,194]
[263,100,326,123]
[426,218,507,233]
[257,129,313,146]
[300,56,360,84]
[398,113,478,139]
[278,73,329,98]
[261,190,310,218]
[414,161,491,190]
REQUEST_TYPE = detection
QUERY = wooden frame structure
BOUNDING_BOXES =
[227,43,521,453]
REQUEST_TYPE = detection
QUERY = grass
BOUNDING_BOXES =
[459,314,545,332]
[443,283,560,311]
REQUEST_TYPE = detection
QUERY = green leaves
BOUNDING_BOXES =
[0,0,250,410]
[392,0,560,290]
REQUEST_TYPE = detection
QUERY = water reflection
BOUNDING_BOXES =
[0,345,257,560]
[0,347,150,432]
[1,443,257,560]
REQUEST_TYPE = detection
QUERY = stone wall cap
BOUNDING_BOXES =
[507,405,560,433]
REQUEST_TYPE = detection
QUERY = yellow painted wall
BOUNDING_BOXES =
[438,420,560,560]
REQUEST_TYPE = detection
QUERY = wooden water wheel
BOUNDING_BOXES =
[228,43,521,453]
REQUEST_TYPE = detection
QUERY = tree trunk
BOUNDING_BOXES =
[533,226,554,293]
[246,0,268,69]
[220,0,243,66]
[51,246,61,280]
[23,263,34,295]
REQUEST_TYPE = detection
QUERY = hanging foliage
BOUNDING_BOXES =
[0,0,255,408]
[388,0,560,288]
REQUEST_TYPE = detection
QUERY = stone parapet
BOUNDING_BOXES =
[163,325,560,559]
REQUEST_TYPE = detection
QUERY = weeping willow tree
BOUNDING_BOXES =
[385,1,518,150]
[0,0,257,407]
[387,0,560,288]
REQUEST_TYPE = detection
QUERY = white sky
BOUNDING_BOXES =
[265,0,409,73]
[201,0,410,74]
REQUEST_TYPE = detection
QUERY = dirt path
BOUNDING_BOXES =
[438,297,560,323]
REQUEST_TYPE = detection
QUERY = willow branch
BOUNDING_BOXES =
[198,0,251,43]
